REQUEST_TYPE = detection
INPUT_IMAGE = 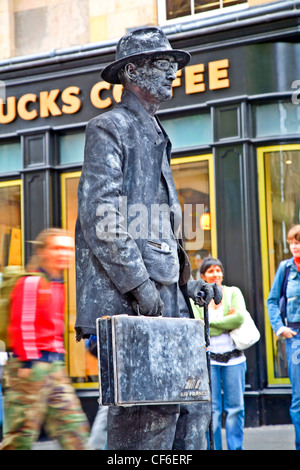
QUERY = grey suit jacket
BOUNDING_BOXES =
[75,91,192,339]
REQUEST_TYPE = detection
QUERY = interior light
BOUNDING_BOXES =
[200,212,211,231]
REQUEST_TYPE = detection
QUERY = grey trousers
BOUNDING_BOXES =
[107,402,211,450]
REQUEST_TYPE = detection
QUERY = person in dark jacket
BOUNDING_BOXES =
[75,27,221,450]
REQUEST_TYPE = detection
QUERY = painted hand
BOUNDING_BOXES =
[187,279,222,306]
[131,279,164,316]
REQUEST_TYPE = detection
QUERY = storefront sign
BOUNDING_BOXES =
[0,59,230,125]
[0,86,82,123]
[1,41,299,135]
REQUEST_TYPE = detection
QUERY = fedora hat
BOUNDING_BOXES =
[101,26,191,84]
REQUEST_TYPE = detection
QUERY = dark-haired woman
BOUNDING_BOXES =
[192,257,247,450]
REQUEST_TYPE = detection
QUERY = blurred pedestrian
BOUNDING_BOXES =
[1,228,89,450]
[267,224,300,450]
[192,257,247,450]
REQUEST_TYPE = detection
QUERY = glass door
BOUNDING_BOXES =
[258,144,300,384]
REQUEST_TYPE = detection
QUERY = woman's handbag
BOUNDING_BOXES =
[226,287,260,350]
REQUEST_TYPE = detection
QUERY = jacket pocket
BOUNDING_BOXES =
[143,239,180,285]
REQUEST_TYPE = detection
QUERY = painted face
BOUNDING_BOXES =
[134,54,178,103]
[289,237,300,258]
[201,264,224,286]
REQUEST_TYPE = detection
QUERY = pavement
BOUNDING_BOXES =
[223,424,295,450]
[29,424,296,450]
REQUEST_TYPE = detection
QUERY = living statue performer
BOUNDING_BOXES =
[75,26,222,450]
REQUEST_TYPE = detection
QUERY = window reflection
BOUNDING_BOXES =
[166,0,191,20]
[0,184,22,276]
[255,102,300,138]
[195,0,220,14]
[171,157,213,278]
[62,173,98,385]
[0,143,21,174]
[166,0,247,19]
[59,133,85,165]
[161,113,212,149]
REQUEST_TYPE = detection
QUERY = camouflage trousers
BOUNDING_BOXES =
[1,358,90,450]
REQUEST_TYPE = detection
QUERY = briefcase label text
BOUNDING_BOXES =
[181,377,207,398]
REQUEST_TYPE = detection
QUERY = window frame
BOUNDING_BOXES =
[257,143,300,386]
[157,0,248,26]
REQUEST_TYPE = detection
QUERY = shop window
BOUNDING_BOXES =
[59,133,85,165]
[0,142,21,174]
[254,102,300,138]
[61,154,216,386]
[171,154,217,276]
[258,144,300,384]
[159,0,247,22]
[161,113,212,149]
[0,181,23,303]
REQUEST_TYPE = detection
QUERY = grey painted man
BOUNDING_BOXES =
[75,27,221,450]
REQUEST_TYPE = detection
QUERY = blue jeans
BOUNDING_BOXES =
[285,330,300,450]
[211,361,246,450]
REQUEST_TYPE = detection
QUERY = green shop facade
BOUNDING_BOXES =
[1,1,300,426]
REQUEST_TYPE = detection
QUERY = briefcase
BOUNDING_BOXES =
[96,314,211,406]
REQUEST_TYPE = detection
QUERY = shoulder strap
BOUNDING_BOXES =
[280,263,290,298]
[20,276,42,360]
[279,262,291,326]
